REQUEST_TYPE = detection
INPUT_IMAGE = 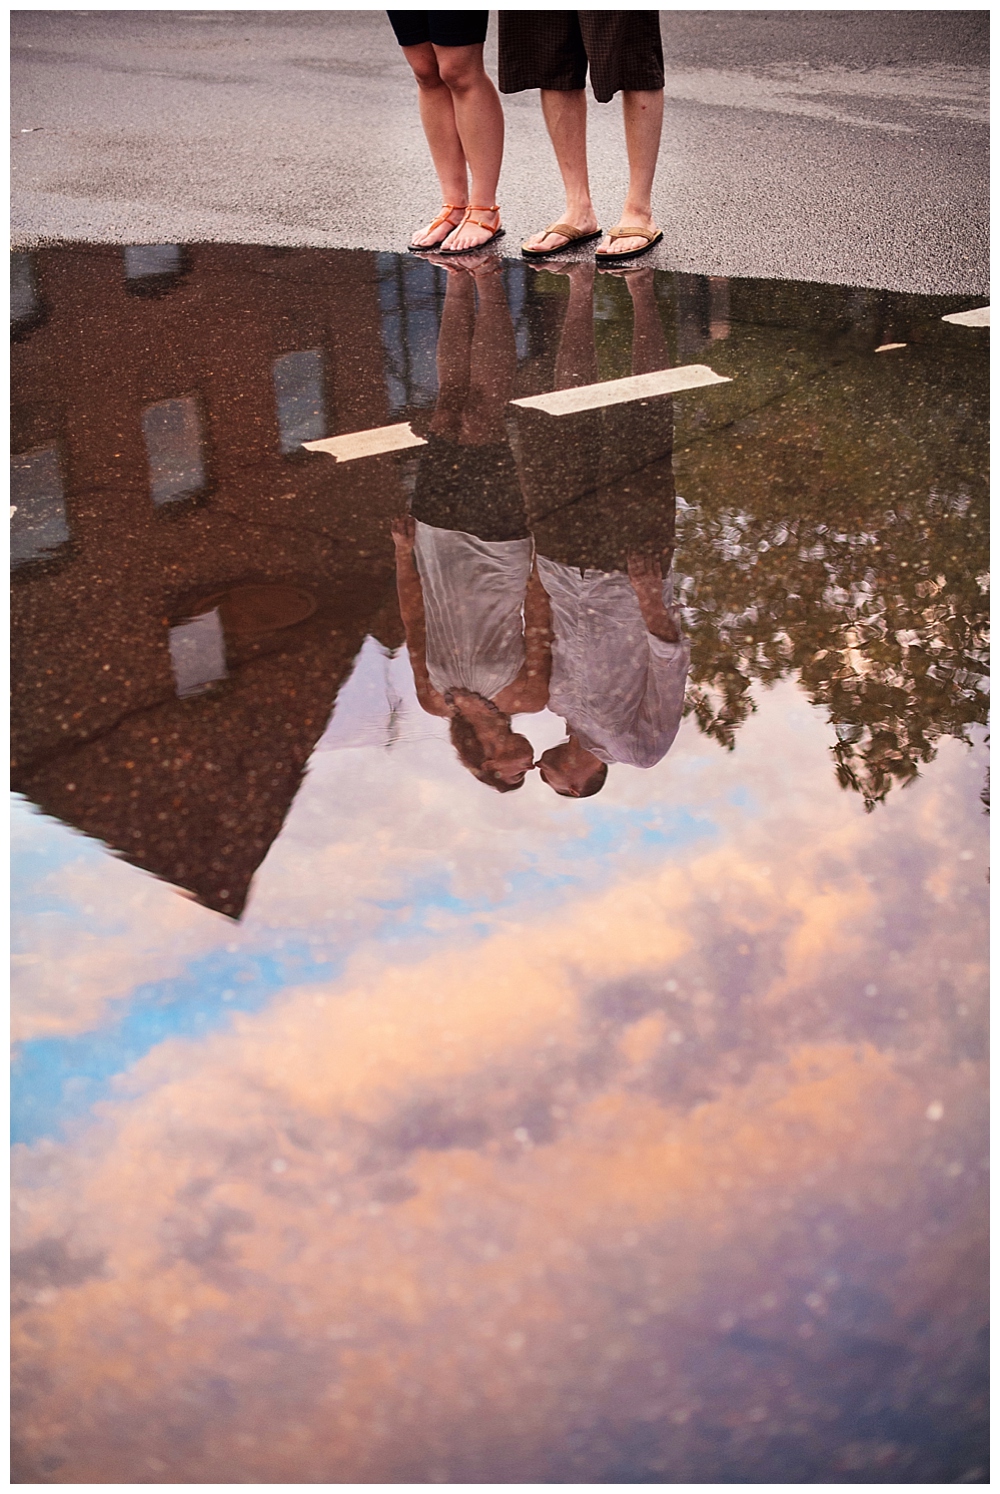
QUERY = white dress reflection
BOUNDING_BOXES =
[392,254,551,793]
[414,520,533,702]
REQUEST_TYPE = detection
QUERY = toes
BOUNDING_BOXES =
[523,232,567,253]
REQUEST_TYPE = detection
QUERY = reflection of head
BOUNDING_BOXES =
[448,712,531,794]
[537,743,608,799]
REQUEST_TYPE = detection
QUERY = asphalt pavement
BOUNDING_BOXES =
[10,9,989,294]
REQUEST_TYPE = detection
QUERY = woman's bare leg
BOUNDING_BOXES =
[402,42,469,248]
[434,45,505,252]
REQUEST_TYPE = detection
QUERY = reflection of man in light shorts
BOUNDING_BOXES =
[535,549,690,797]
[507,258,689,794]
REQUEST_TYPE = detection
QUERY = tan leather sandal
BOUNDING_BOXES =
[595,226,664,260]
[520,223,603,259]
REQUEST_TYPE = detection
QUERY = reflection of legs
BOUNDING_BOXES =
[462,265,516,444]
[403,43,470,248]
[521,90,599,254]
[429,269,475,439]
[552,262,598,390]
[624,268,671,375]
[597,90,664,258]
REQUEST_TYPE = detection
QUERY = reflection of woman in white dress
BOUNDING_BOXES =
[393,515,551,790]
[392,254,551,791]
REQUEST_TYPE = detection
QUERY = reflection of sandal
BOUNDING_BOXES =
[435,205,505,255]
[595,226,664,260]
[408,204,464,253]
[521,223,602,259]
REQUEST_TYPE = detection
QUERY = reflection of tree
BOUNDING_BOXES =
[670,323,987,810]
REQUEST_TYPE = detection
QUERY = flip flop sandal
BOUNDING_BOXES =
[434,205,505,256]
[408,204,464,253]
[596,227,664,261]
[520,223,603,259]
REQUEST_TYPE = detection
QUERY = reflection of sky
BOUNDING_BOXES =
[12,637,719,1143]
[11,672,989,1483]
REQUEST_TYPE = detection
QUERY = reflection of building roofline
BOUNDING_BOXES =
[11,241,407,916]
[13,579,400,919]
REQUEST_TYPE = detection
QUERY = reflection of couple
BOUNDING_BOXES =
[387,11,665,261]
[392,253,690,795]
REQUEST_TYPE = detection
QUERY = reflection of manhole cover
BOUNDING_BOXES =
[188,584,316,638]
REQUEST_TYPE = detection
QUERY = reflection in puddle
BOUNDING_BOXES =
[272,347,327,453]
[168,608,226,699]
[10,245,988,1483]
[141,394,207,506]
[10,444,69,568]
[11,250,42,332]
[124,243,183,282]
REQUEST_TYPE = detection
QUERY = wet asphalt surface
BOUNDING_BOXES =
[10,9,989,294]
[11,241,990,1484]
[8,8,990,1485]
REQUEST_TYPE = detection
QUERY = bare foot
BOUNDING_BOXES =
[521,212,599,255]
[441,207,502,253]
[426,247,502,275]
[410,205,467,250]
[527,259,595,288]
[596,213,660,259]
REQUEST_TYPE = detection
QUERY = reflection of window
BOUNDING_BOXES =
[168,609,227,698]
[124,245,183,280]
[10,446,70,569]
[376,253,445,414]
[141,396,206,505]
[272,349,326,454]
[11,253,40,329]
[504,259,532,363]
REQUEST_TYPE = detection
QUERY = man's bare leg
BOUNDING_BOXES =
[522,89,600,254]
[596,88,664,258]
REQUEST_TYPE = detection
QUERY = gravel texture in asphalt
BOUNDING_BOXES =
[10,9,989,293]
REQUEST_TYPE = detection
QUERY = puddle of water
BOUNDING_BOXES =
[10,245,988,1484]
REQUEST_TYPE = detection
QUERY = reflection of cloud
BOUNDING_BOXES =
[11,802,224,1043]
[11,708,988,1481]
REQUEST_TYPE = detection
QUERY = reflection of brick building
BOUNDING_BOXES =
[11,245,407,917]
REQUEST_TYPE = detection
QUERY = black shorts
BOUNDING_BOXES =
[387,11,489,49]
[412,437,529,542]
[498,12,664,103]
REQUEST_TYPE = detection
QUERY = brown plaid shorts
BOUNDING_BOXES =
[498,12,663,103]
